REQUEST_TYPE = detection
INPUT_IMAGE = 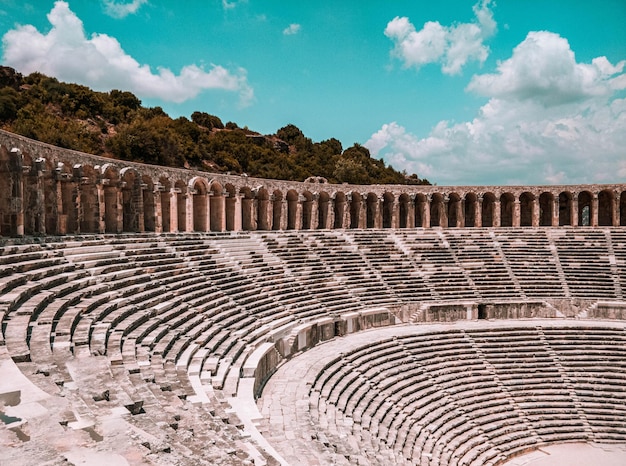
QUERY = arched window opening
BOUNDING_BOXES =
[578,191,592,226]
[539,192,553,227]
[559,192,572,226]
[382,192,394,228]
[159,177,171,233]
[482,193,496,227]
[175,180,187,232]
[464,193,477,228]
[142,176,155,232]
[519,192,534,227]
[598,190,613,226]
[500,193,514,227]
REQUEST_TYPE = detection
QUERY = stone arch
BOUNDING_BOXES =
[448,193,462,228]
[539,192,554,227]
[621,191,626,226]
[482,192,496,227]
[175,180,187,232]
[190,177,209,232]
[317,191,330,229]
[159,176,172,232]
[102,164,120,233]
[559,191,573,226]
[365,193,377,228]
[209,180,225,232]
[257,187,271,231]
[430,193,445,227]
[272,190,283,230]
[382,192,394,228]
[519,192,534,227]
[500,193,515,227]
[142,175,155,232]
[398,193,411,228]
[598,190,614,226]
[333,192,346,229]
[414,194,428,228]
[121,167,143,233]
[224,183,237,231]
[464,193,477,228]
[301,191,314,230]
[578,191,592,226]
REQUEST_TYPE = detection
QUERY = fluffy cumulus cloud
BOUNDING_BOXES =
[283,23,301,36]
[467,31,626,106]
[102,0,147,19]
[2,1,254,106]
[385,0,496,75]
[366,31,626,186]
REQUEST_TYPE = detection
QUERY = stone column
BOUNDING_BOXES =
[372,197,381,229]
[511,199,520,227]
[54,169,64,235]
[233,194,243,231]
[295,196,304,230]
[219,192,226,231]
[169,189,178,232]
[474,194,483,228]
[493,198,501,227]
[357,196,366,229]
[455,199,464,228]
[423,195,431,228]
[137,181,146,233]
[115,186,123,233]
[34,159,46,235]
[391,199,400,228]
[310,194,319,230]
[591,193,599,227]
[280,200,288,230]
[571,196,579,227]
[96,183,106,234]
[532,197,540,227]
[407,195,416,228]
[440,195,449,228]
[328,198,336,229]
[8,149,25,236]
[552,197,560,227]
[153,185,163,233]
[343,194,352,229]
[612,191,620,227]
[185,189,194,232]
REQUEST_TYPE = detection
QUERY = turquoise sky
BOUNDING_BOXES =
[1,1,625,185]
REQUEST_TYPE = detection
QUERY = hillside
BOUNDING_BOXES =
[0,66,429,185]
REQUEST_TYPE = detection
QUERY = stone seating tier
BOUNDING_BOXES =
[0,229,625,466]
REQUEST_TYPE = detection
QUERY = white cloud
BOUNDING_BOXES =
[222,0,247,10]
[366,33,626,186]
[385,0,496,75]
[283,23,301,36]
[2,1,254,106]
[467,31,626,106]
[102,0,147,19]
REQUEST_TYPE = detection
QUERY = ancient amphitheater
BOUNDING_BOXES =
[1,129,625,465]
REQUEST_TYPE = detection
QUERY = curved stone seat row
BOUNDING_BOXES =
[310,326,626,466]
[0,228,625,464]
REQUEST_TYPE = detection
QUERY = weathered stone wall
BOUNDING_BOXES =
[1,129,625,236]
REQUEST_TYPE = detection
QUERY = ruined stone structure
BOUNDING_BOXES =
[1,129,625,465]
[1,130,625,238]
